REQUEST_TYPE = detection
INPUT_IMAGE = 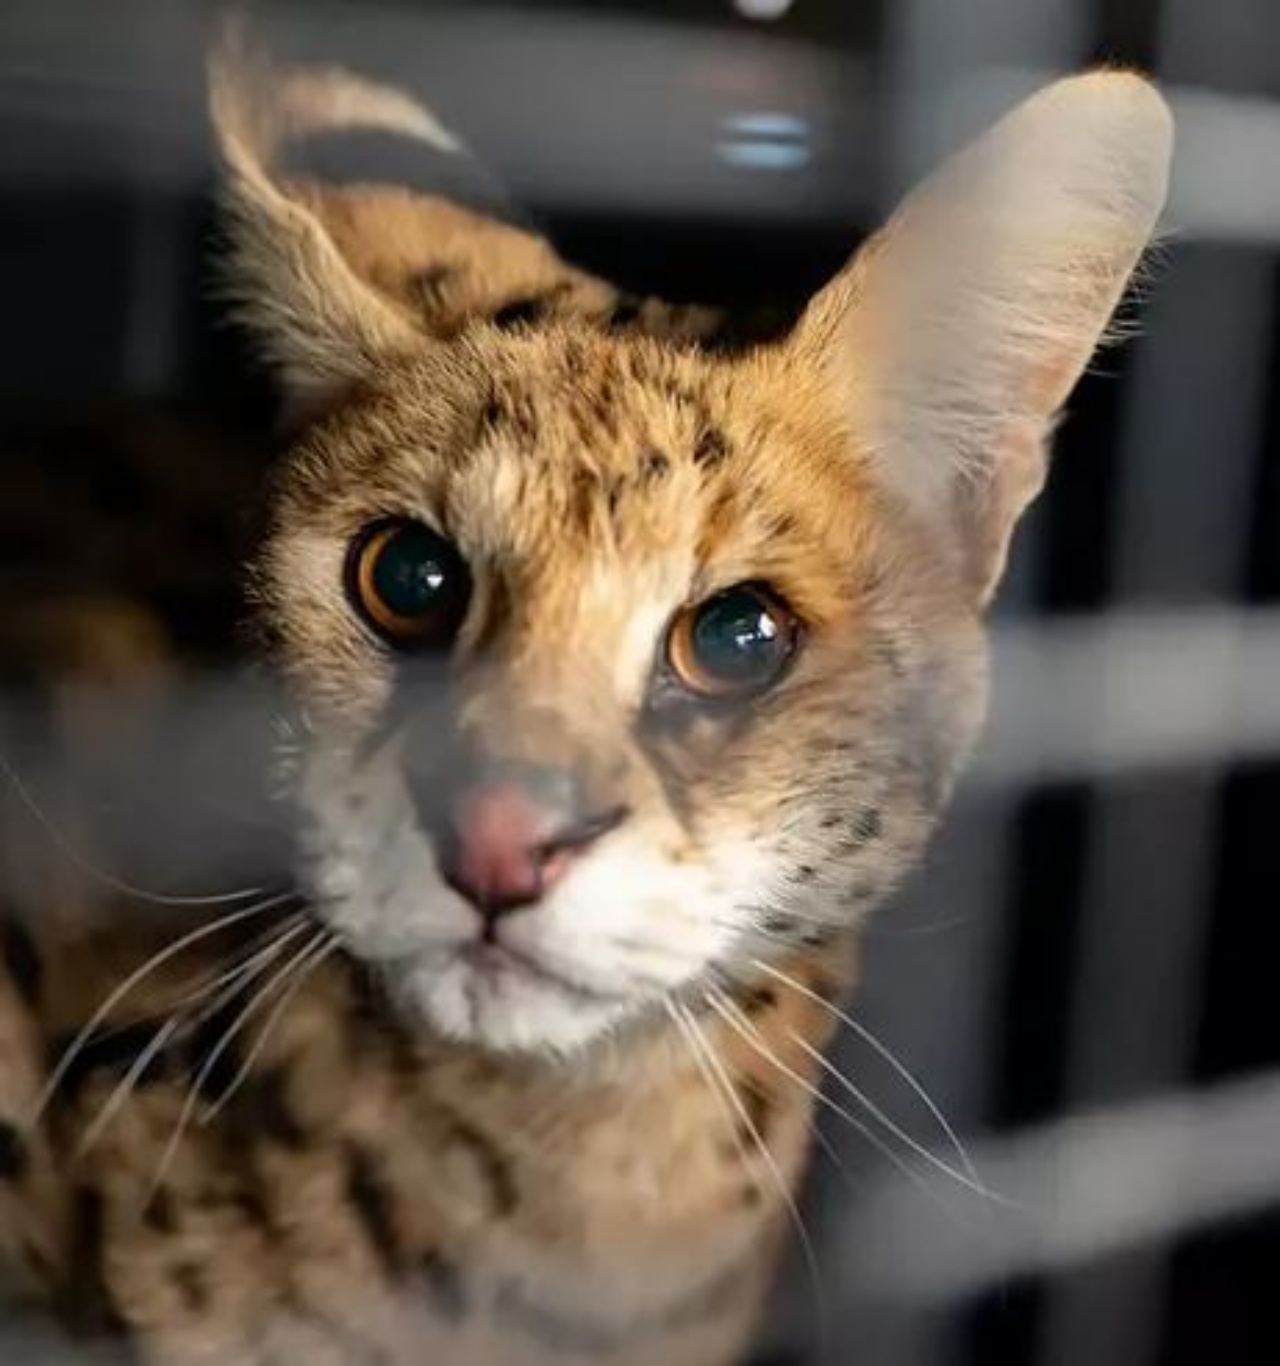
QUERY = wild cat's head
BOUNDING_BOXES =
[211,47,1171,1054]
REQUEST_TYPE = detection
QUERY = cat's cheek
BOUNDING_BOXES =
[519,834,770,989]
[292,744,468,956]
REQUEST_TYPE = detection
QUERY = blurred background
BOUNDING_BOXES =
[2,1,1279,1363]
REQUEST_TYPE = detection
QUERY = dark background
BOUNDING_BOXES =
[1,1,1278,1363]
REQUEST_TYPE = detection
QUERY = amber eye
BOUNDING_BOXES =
[346,519,471,649]
[666,583,800,699]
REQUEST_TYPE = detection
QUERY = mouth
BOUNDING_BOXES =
[456,937,623,1007]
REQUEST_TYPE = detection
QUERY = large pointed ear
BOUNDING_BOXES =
[208,30,433,417]
[791,72,1173,604]
[207,30,643,427]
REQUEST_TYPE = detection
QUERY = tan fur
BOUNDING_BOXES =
[0,37,1172,1366]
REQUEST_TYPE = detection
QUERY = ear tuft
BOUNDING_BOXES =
[793,70,1173,602]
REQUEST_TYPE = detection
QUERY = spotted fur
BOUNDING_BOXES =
[0,36,1172,1366]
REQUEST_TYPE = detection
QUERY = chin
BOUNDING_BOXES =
[385,948,638,1056]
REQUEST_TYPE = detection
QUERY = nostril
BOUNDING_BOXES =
[431,787,630,920]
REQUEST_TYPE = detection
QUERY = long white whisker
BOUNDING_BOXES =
[665,997,756,1187]
[164,914,310,1018]
[66,912,308,1057]
[25,892,299,1130]
[703,986,954,1218]
[200,934,339,1123]
[144,931,333,1207]
[76,921,310,1159]
[752,958,985,1191]
[72,1016,183,1159]
[668,999,828,1348]
[0,748,271,907]
[72,917,305,1160]
[785,1028,1005,1205]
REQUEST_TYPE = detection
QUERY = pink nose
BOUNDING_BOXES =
[444,785,562,915]
[436,783,627,922]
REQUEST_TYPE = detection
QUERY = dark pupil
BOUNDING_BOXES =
[692,590,783,683]
[374,525,454,619]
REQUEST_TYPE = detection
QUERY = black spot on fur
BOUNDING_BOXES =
[441,1109,518,1217]
[345,1145,402,1275]
[143,1187,177,1234]
[589,392,620,442]
[809,972,841,1004]
[244,1066,309,1150]
[640,449,670,481]
[421,1249,469,1323]
[224,1185,271,1227]
[850,807,883,844]
[0,918,42,1006]
[61,1186,127,1336]
[693,427,729,467]
[799,926,837,949]
[736,1076,771,1142]
[54,1020,173,1102]
[172,1261,209,1313]
[0,1121,27,1180]
[739,985,777,1017]
[762,912,802,936]
[185,999,244,1101]
[794,864,817,883]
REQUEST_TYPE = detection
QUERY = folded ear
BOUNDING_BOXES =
[791,72,1173,603]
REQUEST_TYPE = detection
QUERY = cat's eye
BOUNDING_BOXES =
[347,519,471,649]
[667,583,799,699]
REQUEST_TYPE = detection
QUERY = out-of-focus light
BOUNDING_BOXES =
[717,140,811,170]
[718,110,810,171]
[733,0,795,20]
[722,112,809,139]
